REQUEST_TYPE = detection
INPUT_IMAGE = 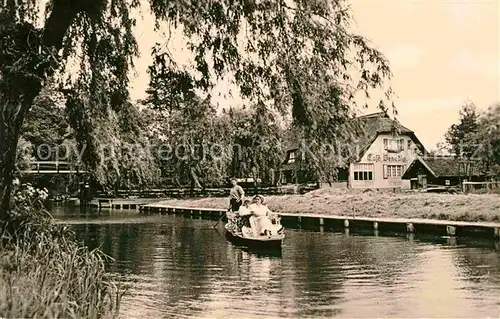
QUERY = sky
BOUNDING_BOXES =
[128,0,500,151]
[348,0,499,150]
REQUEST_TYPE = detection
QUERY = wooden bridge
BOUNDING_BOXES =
[21,161,86,174]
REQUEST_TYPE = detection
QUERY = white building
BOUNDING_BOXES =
[349,112,426,189]
[281,112,427,190]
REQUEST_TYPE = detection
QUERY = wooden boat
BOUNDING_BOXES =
[224,211,284,250]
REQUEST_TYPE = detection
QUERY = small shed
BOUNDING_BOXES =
[402,156,486,189]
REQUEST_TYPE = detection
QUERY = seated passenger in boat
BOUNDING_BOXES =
[234,199,252,233]
[237,199,252,216]
[248,195,279,236]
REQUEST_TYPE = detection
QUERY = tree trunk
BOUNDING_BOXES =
[0,116,22,213]
[0,89,40,216]
[0,0,96,217]
[190,167,202,189]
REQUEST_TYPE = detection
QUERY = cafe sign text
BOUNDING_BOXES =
[367,153,407,163]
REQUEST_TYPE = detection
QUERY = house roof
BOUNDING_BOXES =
[358,112,412,138]
[283,111,427,155]
[282,128,302,151]
[356,112,427,159]
[402,156,485,179]
[281,147,305,171]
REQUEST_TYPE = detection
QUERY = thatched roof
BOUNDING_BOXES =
[281,127,302,151]
[402,156,486,178]
[282,111,427,158]
[355,112,425,158]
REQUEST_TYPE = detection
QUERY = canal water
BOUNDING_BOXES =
[53,208,500,318]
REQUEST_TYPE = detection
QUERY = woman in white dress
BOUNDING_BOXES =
[247,195,276,236]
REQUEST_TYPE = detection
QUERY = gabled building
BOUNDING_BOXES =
[349,112,427,189]
[401,156,488,189]
[280,129,319,185]
[280,112,427,189]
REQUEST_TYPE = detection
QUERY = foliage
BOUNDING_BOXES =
[66,94,161,193]
[225,105,285,185]
[0,6,58,92]
[15,138,36,173]
[445,101,479,157]
[18,83,161,195]
[145,0,393,184]
[147,97,233,189]
[294,115,364,185]
[1,183,122,318]
[442,101,500,176]
[17,81,159,193]
[21,84,70,155]
[17,84,80,196]
[1,0,393,205]
[146,0,392,111]
[473,103,500,175]
[142,100,287,188]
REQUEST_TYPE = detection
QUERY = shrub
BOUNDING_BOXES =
[0,182,122,318]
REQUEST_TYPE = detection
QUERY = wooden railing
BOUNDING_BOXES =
[463,181,500,193]
[21,161,86,174]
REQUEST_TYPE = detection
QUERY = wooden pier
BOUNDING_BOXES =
[140,203,500,241]
[91,198,160,210]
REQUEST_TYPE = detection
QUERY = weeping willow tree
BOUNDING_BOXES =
[0,0,393,217]
[222,105,285,185]
[151,97,234,190]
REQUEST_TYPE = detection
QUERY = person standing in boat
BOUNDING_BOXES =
[228,178,245,212]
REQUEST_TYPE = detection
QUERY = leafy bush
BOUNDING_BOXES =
[0,182,122,318]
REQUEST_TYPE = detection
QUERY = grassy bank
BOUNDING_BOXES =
[0,224,121,318]
[1,185,121,318]
[155,188,500,223]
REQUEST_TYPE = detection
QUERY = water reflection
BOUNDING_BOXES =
[56,210,500,318]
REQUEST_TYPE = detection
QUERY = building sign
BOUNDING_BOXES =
[366,153,407,163]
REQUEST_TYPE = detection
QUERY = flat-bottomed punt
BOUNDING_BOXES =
[224,212,285,250]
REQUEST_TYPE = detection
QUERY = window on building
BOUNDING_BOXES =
[383,165,406,179]
[384,138,404,152]
[407,140,412,151]
[353,163,374,181]
[288,151,295,163]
